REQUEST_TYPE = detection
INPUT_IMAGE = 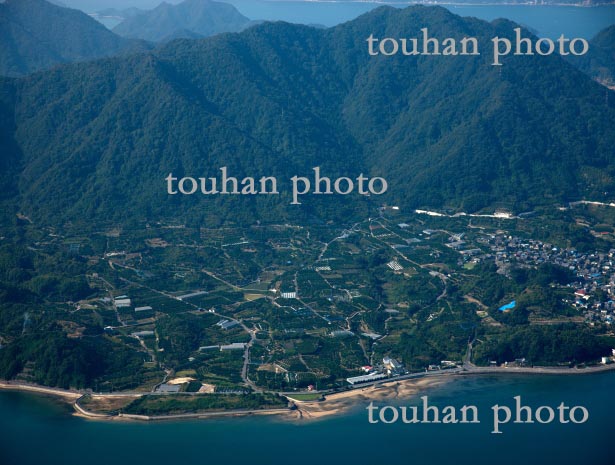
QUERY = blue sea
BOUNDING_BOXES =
[1,372,613,465]
[225,2,615,38]
[84,1,615,39]
[9,3,615,465]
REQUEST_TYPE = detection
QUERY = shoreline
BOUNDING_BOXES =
[456,363,615,376]
[0,381,81,401]
[72,399,294,422]
[2,364,615,422]
[262,0,615,7]
[290,376,450,420]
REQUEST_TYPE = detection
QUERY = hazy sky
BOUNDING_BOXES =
[61,0,182,12]
[57,0,615,39]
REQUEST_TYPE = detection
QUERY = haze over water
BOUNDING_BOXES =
[71,0,615,39]
[225,2,615,39]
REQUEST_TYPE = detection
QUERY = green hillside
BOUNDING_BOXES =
[1,5,614,228]
[0,0,149,77]
[578,24,615,88]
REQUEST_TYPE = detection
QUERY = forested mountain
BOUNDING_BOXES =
[576,24,615,88]
[0,0,149,77]
[112,0,252,42]
[1,6,614,228]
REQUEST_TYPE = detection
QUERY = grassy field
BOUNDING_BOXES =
[123,393,288,415]
[286,392,324,401]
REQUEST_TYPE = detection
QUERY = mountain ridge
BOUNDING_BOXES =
[112,0,252,42]
[1,5,614,227]
[0,0,150,77]
[579,24,615,88]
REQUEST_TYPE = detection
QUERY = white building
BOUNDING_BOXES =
[220,343,246,351]
[115,298,131,308]
[386,261,403,271]
[346,372,387,385]
[135,306,153,312]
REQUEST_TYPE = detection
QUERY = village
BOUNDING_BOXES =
[5,202,615,398]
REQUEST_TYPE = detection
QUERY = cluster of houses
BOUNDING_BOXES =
[475,233,615,325]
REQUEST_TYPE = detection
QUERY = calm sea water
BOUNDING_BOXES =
[1,372,613,465]
[86,1,615,39]
[12,3,615,464]
[224,2,615,38]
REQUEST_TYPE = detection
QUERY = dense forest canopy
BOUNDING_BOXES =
[0,6,614,229]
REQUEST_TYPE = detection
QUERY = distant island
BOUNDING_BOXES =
[264,0,615,5]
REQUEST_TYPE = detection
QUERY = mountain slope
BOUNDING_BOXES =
[579,25,615,88]
[1,6,614,227]
[333,9,615,211]
[112,0,251,42]
[0,0,148,77]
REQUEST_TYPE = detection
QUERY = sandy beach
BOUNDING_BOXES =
[0,376,448,422]
[292,377,449,420]
[4,363,615,423]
